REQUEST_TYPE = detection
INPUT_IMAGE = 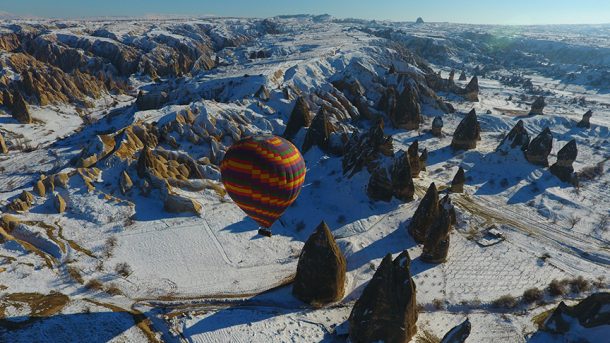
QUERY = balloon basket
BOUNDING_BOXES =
[257,228,272,237]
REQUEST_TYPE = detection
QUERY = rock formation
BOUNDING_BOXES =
[135,90,169,111]
[440,194,457,226]
[254,85,270,101]
[9,91,33,124]
[0,132,8,154]
[120,171,133,194]
[451,109,481,151]
[54,194,66,213]
[292,221,346,305]
[550,139,577,184]
[348,251,418,343]
[464,76,479,102]
[450,167,465,193]
[34,179,46,197]
[391,151,415,202]
[525,127,553,166]
[416,17,425,24]
[448,70,455,83]
[432,116,443,137]
[577,110,592,128]
[391,83,421,130]
[408,183,440,243]
[407,140,420,178]
[543,292,610,334]
[367,167,393,202]
[283,96,311,140]
[164,194,202,214]
[421,207,452,263]
[497,119,530,153]
[302,109,334,153]
[343,119,394,177]
[440,318,471,343]
[419,149,428,172]
[529,96,545,115]
[458,71,467,81]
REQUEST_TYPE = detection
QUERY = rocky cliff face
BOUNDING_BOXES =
[348,251,418,343]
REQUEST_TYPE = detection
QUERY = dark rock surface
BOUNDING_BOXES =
[408,182,439,243]
[451,109,481,151]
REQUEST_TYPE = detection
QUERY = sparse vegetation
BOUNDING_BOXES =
[103,236,118,258]
[522,287,543,303]
[578,161,605,181]
[114,262,133,277]
[105,284,123,296]
[432,298,445,310]
[548,279,567,296]
[492,294,517,308]
[539,252,551,262]
[569,276,590,293]
[567,215,581,229]
[66,266,84,284]
[85,279,104,291]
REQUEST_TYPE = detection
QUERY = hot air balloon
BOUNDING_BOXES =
[220,135,306,236]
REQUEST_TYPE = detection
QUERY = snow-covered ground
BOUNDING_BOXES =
[1,16,609,342]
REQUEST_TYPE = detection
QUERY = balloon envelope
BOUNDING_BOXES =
[220,135,306,228]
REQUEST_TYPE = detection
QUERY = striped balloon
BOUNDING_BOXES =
[220,135,306,228]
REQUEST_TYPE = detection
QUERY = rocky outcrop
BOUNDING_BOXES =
[543,292,610,334]
[464,76,479,102]
[343,119,394,177]
[135,90,169,111]
[120,171,133,194]
[421,207,452,263]
[525,127,553,166]
[497,120,530,153]
[54,193,66,213]
[448,70,455,83]
[34,179,46,197]
[450,167,465,193]
[577,110,592,128]
[408,183,439,243]
[367,167,393,202]
[440,318,471,343]
[451,109,481,151]
[440,194,457,226]
[391,83,421,130]
[419,149,428,172]
[302,109,334,153]
[292,221,346,306]
[8,91,33,124]
[164,194,202,214]
[550,139,577,184]
[0,132,8,153]
[254,85,270,101]
[407,140,420,178]
[529,96,545,115]
[458,71,467,81]
[283,96,312,140]
[348,251,418,343]
[416,17,425,24]
[432,116,443,137]
[7,199,30,213]
[391,151,415,202]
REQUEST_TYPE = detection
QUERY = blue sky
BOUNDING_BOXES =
[1,0,609,25]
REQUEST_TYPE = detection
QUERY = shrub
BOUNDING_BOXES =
[548,279,566,296]
[103,236,118,258]
[105,284,123,296]
[85,279,104,291]
[432,298,445,310]
[522,288,543,303]
[114,262,133,277]
[569,276,590,293]
[492,294,517,308]
[67,266,84,284]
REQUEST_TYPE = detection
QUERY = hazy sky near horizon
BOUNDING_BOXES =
[1,0,610,25]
